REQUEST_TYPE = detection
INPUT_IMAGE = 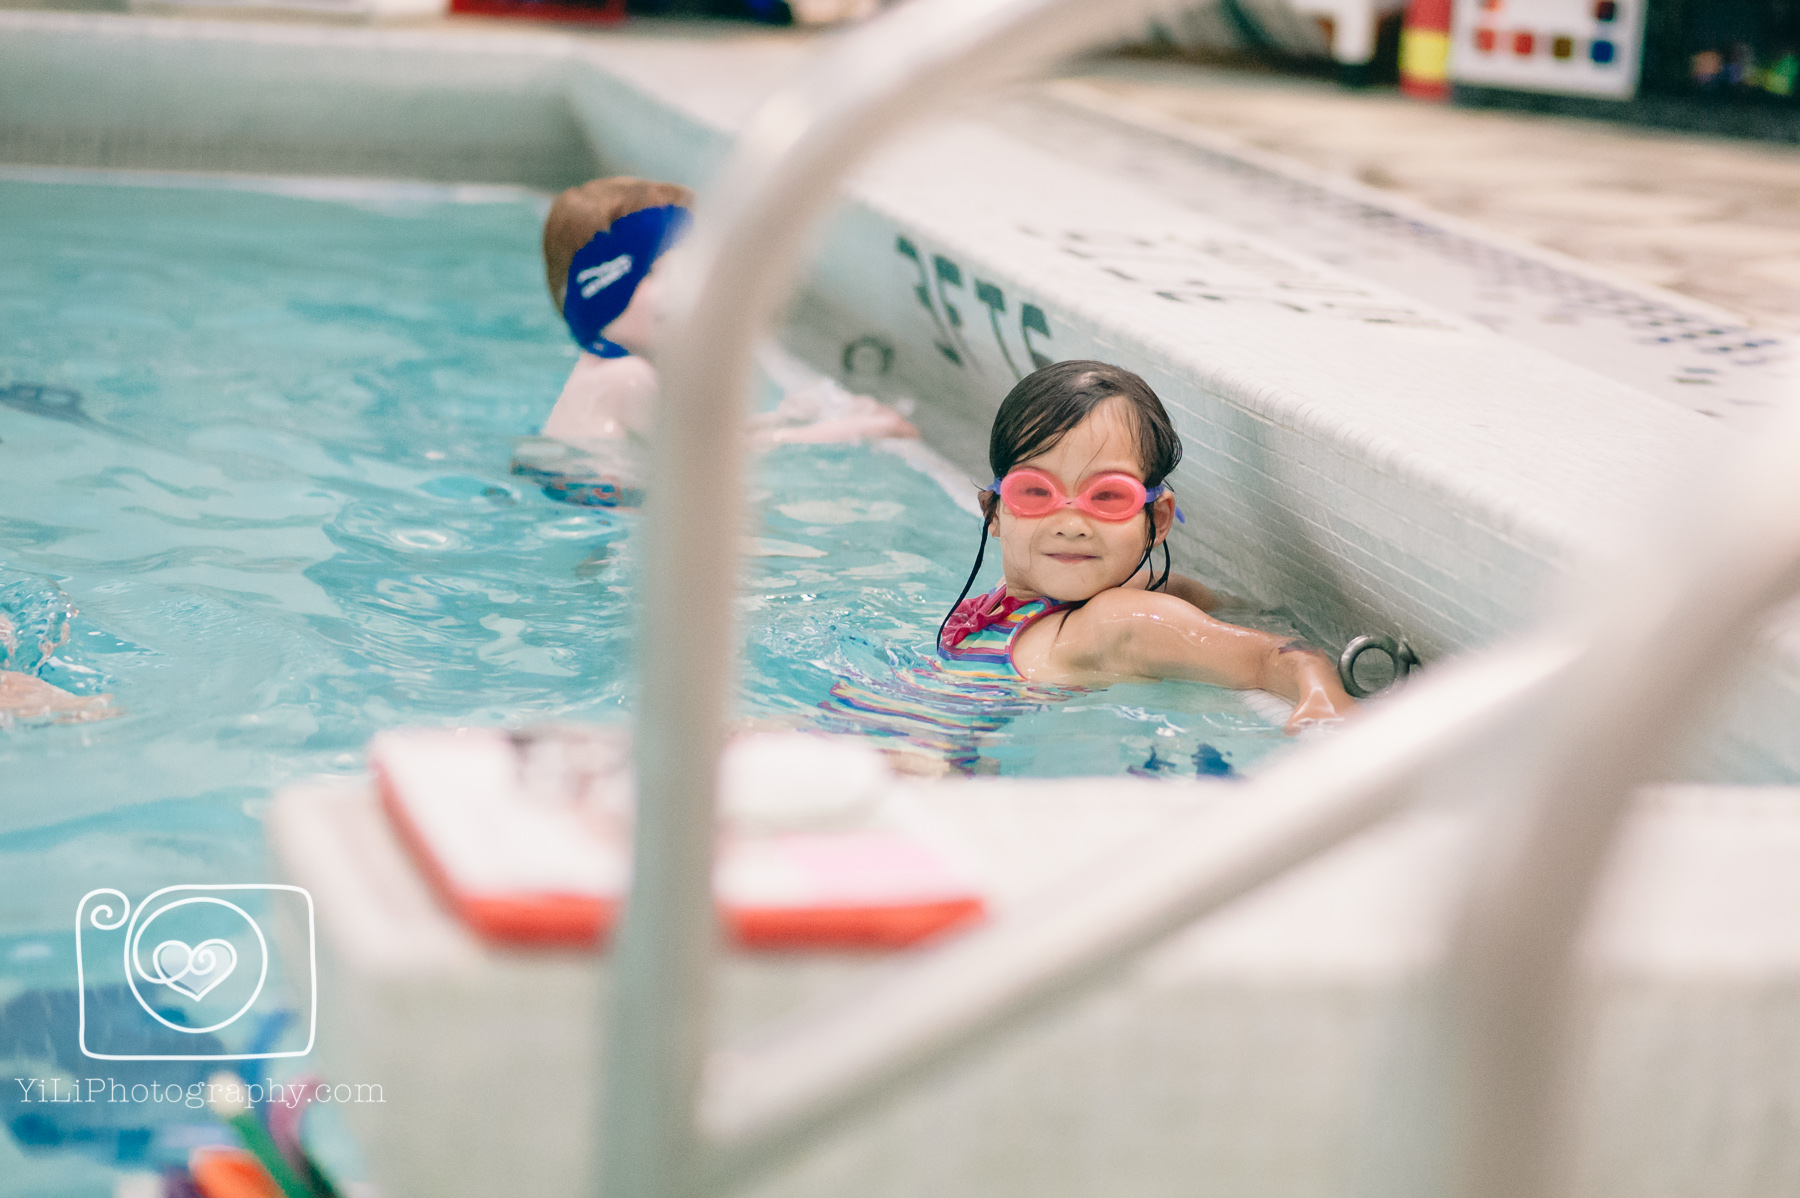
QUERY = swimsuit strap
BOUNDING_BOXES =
[938,585,1073,678]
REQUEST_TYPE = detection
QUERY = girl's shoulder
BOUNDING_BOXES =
[1013,585,1149,675]
[1018,585,1221,678]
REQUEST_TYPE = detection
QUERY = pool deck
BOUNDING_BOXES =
[1073,57,1800,337]
[14,3,1798,336]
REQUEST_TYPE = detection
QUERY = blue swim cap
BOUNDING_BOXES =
[562,204,692,358]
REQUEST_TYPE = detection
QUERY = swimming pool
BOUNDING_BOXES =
[8,14,1800,1198]
[11,10,1800,787]
[0,170,1295,795]
[0,171,1306,1185]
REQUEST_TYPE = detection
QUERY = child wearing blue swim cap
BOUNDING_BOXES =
[537,176,690,444]
[517,176,919,505]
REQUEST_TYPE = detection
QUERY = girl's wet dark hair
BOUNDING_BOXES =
[985,360,1181,512]
[939,360,1184,649]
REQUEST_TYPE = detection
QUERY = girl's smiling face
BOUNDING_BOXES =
[992,394,1175,602]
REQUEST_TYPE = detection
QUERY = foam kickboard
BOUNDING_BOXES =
[372,726,985,950]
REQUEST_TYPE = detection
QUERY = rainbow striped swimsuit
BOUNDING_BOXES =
[935,586,1072,679]
[813,587,1075,771]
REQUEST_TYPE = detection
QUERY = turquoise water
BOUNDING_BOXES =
[0,174,1290,1191]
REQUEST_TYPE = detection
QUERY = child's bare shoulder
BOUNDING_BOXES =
[542,353,657,441]
[1015,587,1197,679]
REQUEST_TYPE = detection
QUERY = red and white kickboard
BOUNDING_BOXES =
[372,728,985,951]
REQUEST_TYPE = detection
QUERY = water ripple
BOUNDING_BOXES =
[0,177,1292,847]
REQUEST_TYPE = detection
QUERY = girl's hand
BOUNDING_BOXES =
[1270,641,1357,736]
[754,383,919,444]
[1285,685,1354,735]
[754,406,918,444]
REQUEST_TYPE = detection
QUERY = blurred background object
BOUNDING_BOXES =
[1450,0,1650,100]
[1141,0,1410,84]
[20,0,1798,137]
[106,0,884,28]
[1127,0,1800,139]
[1400,0,1452,97]
[623,0,881,25]
[1445,0,1800,140]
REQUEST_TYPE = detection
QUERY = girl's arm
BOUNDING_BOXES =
[748,380,919,444]
[541,354,916,445]
[1021,588,1355,734]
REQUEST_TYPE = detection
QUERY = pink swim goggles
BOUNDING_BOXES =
[992,468,1180,523]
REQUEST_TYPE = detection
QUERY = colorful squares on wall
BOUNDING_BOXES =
[1450,0,1644,98]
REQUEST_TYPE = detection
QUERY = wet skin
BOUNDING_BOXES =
[539,250,917,445]
[0,672,116,723]
[995,396,1355,734]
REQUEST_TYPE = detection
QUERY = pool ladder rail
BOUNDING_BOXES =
[614,3,1800,1198]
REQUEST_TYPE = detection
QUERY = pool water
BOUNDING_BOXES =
[0,173,1293,1188]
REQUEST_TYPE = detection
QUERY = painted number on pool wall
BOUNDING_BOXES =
[896,235,1051,380]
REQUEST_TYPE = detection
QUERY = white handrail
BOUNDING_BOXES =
[606,0,1800,1195]
[699,635,1576,1191]
[1444,390,1800,1198]
[607,4,1182,1197]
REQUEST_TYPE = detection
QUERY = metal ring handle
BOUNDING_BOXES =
[1338,634,1419,698]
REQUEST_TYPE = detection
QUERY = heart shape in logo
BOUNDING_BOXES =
[146,937,238,1002]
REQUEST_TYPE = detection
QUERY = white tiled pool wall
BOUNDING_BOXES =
[0,17,598,186]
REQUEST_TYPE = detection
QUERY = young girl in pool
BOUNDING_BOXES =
[936,360,1355,735]
[515,176,917,504]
